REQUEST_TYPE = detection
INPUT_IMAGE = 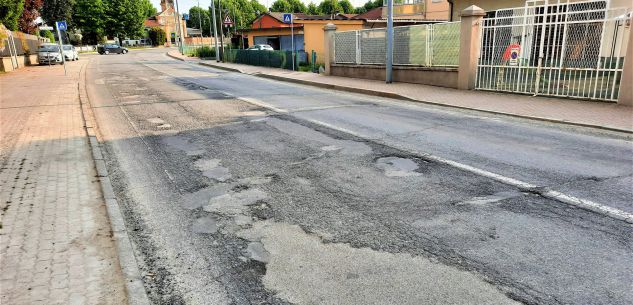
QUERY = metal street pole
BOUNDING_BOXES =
[198,0,204,44]
[175,0,184,54]
[210,0,220,62]
[291,14,295,71]
[55,24,67,76]
[172,1,180,48]
[218,0,224,61]
[386,0,393,83]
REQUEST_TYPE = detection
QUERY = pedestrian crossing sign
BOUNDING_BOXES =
[283,13,292,24]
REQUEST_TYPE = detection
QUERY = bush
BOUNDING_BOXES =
[148,27,166,46]
[40,29,55,43]
[193,46,215,58]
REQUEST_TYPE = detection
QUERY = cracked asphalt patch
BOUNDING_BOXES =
[89,51,633,305]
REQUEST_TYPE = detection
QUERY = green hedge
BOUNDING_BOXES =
[224,49,306,70]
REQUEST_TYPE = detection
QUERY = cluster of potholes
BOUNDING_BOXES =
[149,117,521,305]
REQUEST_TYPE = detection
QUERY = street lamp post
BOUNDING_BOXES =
[175,0,184,53]
[386,0,394,83]
[210,0,220,62]
[198,0,204,44]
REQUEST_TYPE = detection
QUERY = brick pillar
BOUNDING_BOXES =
[323,23,337,76]
[457,5,485,90]
[618,24,633,106]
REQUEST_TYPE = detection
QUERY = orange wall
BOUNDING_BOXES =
[245,19,364,64]
[252,15,290,29]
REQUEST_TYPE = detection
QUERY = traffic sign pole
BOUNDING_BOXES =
[283,13,294,71]
[210,0,220,62]
[55,21,67,76]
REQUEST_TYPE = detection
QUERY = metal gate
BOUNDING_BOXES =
[475,0,631,101]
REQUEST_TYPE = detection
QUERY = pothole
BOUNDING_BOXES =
[376,157,421,177]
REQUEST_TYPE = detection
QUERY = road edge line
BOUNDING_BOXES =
[78,58,152,305]
[228,93,633,224]
[183,56,631,135]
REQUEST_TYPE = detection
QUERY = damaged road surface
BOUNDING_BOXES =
[86,49,633,305]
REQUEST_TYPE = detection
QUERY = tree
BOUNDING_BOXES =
[270,0,306,13]
[18,0,42,34]
[338,0,354,14]
[104,0,145,39]
[140,0,156,18]
[73,0,105,44]
[148,26,165,46]
[317,0,340,15]
[40,29,55,42]
[41,0,74,28]
[0,0,25,30]
[270,0,291,13]
[187,6,210,36]
[209,0,266,37]
[361,0,382,12]
[306,2,320,15]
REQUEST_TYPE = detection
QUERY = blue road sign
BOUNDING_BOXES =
[183,13,189,20]
[283,13,292,24]
[56,21,67,31]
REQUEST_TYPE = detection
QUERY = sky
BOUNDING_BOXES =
[150,0,369,14]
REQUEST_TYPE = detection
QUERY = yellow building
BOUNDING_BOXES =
[144,0,187,46]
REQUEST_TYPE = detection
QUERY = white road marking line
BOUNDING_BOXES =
[158,54,633,224]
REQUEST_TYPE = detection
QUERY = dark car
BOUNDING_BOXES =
[98,44,128,55]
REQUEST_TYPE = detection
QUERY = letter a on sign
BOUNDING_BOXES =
[283,13,292,24]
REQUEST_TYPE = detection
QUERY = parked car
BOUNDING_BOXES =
[98,44,129,55]
[247,44,274,51]
[37,43,63,65]
[62,45,79,61]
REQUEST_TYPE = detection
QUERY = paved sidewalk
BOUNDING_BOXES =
[168,50,633,133]
[0,62,127,304]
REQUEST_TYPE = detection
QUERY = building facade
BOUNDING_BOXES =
[144,0,187,46]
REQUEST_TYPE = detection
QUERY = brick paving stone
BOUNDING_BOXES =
[0,61,128,304]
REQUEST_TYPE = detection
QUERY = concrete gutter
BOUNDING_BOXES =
[78,59,151,305]
[170,53,633,135]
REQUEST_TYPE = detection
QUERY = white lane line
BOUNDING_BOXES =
[152,55,633,224]
[307,118,633,224]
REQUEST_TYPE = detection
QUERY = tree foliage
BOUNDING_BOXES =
[317,0,340,15]
[41,0,74,27]
[40,29,55,42]
[0,0,25,30]
[187,6,211,36]
[140,0,156,18]
[73,0,105,44]
[270,0,305,13]
[338,0,354,14]
[148,26,165,46]
[104,0,145,39]
[18,0,42,34]
[306,2,320,15]
[210,0,266,36]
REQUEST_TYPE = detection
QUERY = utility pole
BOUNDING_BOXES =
[210,0,220,62]
[175,0,184,53]
[172,0,180,49]
[198,0,204,44]
[218,0,224,61]
[386,0,393,83]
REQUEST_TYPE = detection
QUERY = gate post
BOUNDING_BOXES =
[618,24,633,106]
[457,5,486,90]
[323,23,337,76]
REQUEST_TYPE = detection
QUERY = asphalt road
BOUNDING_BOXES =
[85,49,632,305]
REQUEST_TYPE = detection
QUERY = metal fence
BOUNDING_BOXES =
[476,0,631,102]
[334,22,461,67]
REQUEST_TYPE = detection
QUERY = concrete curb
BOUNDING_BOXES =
[77,59,151,305]
[192,59,632,135]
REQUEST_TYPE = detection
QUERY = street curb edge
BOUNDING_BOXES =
[185,57,631,135]
[77,59,152,305]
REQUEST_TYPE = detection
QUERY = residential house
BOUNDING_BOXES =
[448,0,632,20]
[143,0,188,46]
[357,0,451,28]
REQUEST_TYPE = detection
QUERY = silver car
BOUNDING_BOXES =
[38,44,63,65]
[62,45,79,61]
[247,44,274,51]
